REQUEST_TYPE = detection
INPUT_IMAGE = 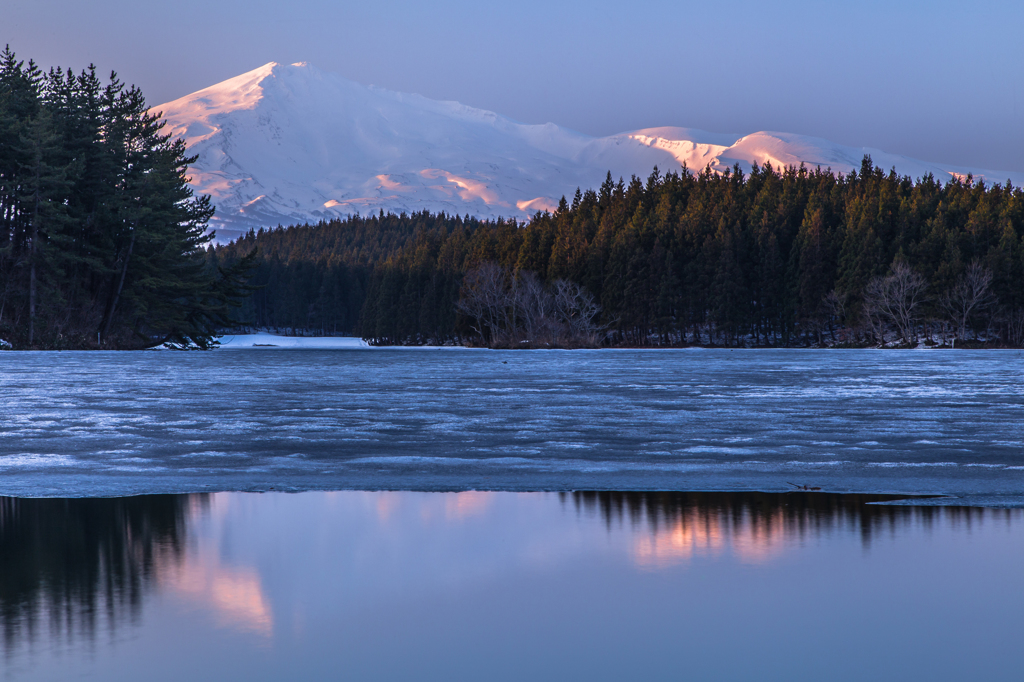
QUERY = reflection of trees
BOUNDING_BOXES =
[563,491,1015,553]
[0,494,205,651]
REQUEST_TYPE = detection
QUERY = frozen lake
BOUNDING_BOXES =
[1,349,1023,503]
[2,490,1022,681]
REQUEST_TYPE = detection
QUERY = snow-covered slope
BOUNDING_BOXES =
[154,62,1024,242]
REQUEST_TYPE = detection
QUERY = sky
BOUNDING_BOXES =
[7,0,1024,171]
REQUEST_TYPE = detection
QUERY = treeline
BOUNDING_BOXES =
[215,211,490,336]
[218,157,1024,347]
[0,48,252,349]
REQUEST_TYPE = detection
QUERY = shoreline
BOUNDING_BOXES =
[2,483,1018,508]
[5,344,1022,351]
[4,333,1020,351]
[0,488,975,507]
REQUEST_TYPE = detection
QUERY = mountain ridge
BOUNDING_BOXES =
[153,62,1024,241]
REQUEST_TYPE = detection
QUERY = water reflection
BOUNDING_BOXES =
[565,491,1015,566]
[163,541,273,637]
[2,491,1022,680]
[0,494,203,651]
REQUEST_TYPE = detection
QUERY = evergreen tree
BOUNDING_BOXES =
[0,48,253,349]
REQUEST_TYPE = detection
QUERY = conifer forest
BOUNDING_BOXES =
[216,160,1024,348]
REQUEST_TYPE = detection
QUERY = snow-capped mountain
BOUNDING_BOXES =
[154,62,1024,242]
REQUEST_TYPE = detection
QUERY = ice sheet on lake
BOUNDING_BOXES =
[1,349,1023,504]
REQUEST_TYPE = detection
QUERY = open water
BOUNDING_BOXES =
[1,348,1023,503]
[1,490,1022,681]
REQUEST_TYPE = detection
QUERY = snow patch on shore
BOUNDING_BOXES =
[216,334,369,349]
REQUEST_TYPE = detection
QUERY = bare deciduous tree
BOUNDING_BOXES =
[456,262,602,348]
[512,271,556,345]
[940,261,994,342]
[456,262,508,345]
[863,262,928,345]
[553,279,602,346]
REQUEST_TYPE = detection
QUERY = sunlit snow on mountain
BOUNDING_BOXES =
[154,62,1024,242]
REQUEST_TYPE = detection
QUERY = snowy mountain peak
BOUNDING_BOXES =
[153,63,1024,242]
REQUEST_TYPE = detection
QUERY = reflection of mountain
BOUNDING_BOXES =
[160,495,274,636]
[0,495,204,650]
[564,491,1005,567]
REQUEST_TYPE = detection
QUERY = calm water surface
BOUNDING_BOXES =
[1,491,1022,681]
[1,349,1023,502]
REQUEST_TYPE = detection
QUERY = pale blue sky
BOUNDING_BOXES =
[7,0,1024,171]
